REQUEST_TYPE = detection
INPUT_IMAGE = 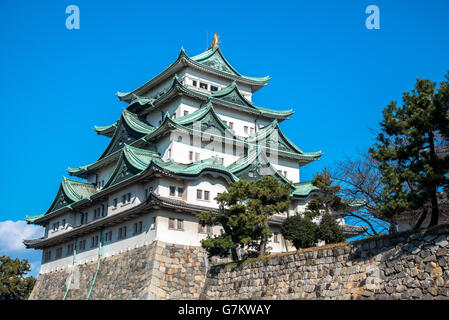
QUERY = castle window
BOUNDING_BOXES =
[62,219,66,228]
[169,217,175,229]
[189,151,193,161]
[219,157,224,165]
[121,193,131,205]
[168,217,184,231]
[79,240,86,251]
[80,212,88,225]
[177,187,184,197]
[283,171,288,178]
[274,232,280,243]
[55,247,62,259]
[196,189,203,200]
[134,221,143,235]
[91,235,98,248]
[192,80,197,87]
[184,110,189,116]
[198,223,212,234]
[118,226,127,240]
[66,244,74,256]
[113,198,118,208]
[244,126,248,134]
[195,152,200,161]
[199,82,208,90]
[104,231,113,243]
[151,217,157,230]
[169,186,176,197]
[210,85,218,92]
[228,122,234,129]
[204,191,210,201]
[44,251,51,262]
[250,127,254,134]
[168,148,172,159]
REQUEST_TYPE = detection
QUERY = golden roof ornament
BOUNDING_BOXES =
[209,33,221,49]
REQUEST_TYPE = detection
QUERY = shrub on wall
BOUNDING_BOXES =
[317,213,345,244]
[281,215,317,249]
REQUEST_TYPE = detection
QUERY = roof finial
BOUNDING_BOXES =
[209,33,221,49]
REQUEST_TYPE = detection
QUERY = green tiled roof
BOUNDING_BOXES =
[61,177,96,202]
[291,181,319,197]
[117,47,270,103]
[94,123,118,137]
[246,120,323,162]
[128,76,293,120]
[25,177,96,223]
[68,109,156,176]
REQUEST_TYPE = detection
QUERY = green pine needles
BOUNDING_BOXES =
[198,176,291,261]
[369,72,449,228]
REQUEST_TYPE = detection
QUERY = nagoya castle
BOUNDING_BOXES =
[24,35,366,299]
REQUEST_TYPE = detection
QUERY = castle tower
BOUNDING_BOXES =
[24,37,366,277]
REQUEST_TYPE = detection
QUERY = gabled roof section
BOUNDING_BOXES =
[25,178,96,223]
[143,102,241,144]
[97,109,155,161]
[247,120,323,163]
[102,145,150,188]
[227,147,290,184]
[68,110,156,177]
[174,101,236,135]
[190,45,270,83]
[117,46,270,103]
[104,145,238,190]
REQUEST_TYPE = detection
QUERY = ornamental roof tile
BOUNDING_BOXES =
[117,46,270,102]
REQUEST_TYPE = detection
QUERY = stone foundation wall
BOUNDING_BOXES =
[29,225,449,300]
[202,224,449,300]
[29,241,207,300]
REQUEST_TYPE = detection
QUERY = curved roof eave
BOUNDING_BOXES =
[117,47,270,102]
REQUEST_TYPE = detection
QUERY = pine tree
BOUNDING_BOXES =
[198,176,291,261]
[0,256,36,300]
[369,73,449,227]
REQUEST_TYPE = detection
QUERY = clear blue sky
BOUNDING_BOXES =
[0,1,448,272]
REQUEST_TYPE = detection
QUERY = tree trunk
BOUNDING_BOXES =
[428,131,440,227]
[230,247,239,262]
[388,221,397,234]
[258,218,269,257]
[429,187,439,226]
[414,208,427,229]
[259,235,267,258]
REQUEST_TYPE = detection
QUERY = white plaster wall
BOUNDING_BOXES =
[182,68,253,101]
[170,139,240,167]
[39,207,294,273]
[186,175,228,208]
[271,157,300,183]
[142,77,173,100]
[39,212,158,274]
[46,212,74,239]
[107,184,141,217]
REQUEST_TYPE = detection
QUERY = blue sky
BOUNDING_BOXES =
[0,0,448,276]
